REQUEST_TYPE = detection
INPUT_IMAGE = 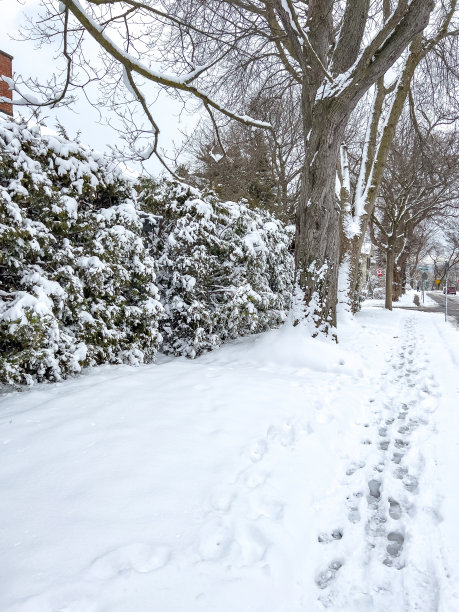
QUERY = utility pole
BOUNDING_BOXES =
[422,272,427,304]
[420,267,428,304]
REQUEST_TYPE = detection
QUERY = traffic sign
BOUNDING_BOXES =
[377,268,383,277]
[436,279,441,285]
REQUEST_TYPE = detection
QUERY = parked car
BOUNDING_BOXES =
[443,286,457,295]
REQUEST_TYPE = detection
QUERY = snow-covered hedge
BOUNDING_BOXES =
[1,118,294,387]
[0,119,163,386]
[139,180,294,358]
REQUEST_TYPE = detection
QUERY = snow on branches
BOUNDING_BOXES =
[139,180,294,359]
[0,118,163,386]
[1,118,294,387]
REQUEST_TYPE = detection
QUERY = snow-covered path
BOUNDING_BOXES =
[1,303,459,611]
[316,314,459,610]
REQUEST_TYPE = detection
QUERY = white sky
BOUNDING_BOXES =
[0,0,198,175]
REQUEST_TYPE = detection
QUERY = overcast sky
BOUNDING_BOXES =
[0,0,197,175]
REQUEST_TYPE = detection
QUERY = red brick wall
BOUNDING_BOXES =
[0,50,13,117]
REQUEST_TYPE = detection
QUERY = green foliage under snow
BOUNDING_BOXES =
[0,119,163,386]
[139,180,294,358]
[0,118,294,387]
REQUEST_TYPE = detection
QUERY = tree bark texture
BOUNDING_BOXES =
[393,261,402,302]
[385,248,395,310]
[295,100,349,330]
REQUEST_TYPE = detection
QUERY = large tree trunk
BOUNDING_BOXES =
[294,100,348,332]
[401,262,407,295]
[385,247,395,310]
[393,260,402,302]
[343,234,366,312]
[288,0,433,332]
[394,253,408,300]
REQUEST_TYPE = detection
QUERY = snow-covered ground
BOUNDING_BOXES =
[364,288,437,309]
[1,304,459,611]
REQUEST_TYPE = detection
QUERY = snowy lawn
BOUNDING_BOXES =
[1,305,459,611]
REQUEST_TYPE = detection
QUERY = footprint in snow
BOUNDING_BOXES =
[388,498,402,520]
[247,497,284,521]
[347,493,362,523]
[403,474,419,493]
[89,543,170,579]
[209,487,235,512]
[250,439,268,462]
[267,423,295,447]
[368,479,381,500]
[385,531,404,557]
[242,468,268,489]
[346,460,365,476]
[318,528,343,543]
[394,466,408,480]
[316,559,344,589]
[235,524,269,565]
[197,520,234,561]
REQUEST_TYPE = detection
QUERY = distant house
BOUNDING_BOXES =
[0,50,13,117]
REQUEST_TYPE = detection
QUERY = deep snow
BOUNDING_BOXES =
[1,297,459,611]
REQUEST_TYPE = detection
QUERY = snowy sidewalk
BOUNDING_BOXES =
[1,305,459,611]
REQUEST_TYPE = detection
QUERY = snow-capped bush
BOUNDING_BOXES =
[0,118,163,387]
[138,180,294,358]
[0,118,294,386]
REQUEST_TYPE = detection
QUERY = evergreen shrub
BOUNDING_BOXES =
[0,118,163,386]
[139,179,294,358]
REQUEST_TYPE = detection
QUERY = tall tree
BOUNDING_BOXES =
[13,0,439,333]
[186,93,302,222]
[339,0,458,310]
[369,125,459,309]
[188,122,279,215]
[429,220,459,287]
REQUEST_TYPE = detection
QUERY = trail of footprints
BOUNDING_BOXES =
[197,419,312,568]
[316,318,437,590]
